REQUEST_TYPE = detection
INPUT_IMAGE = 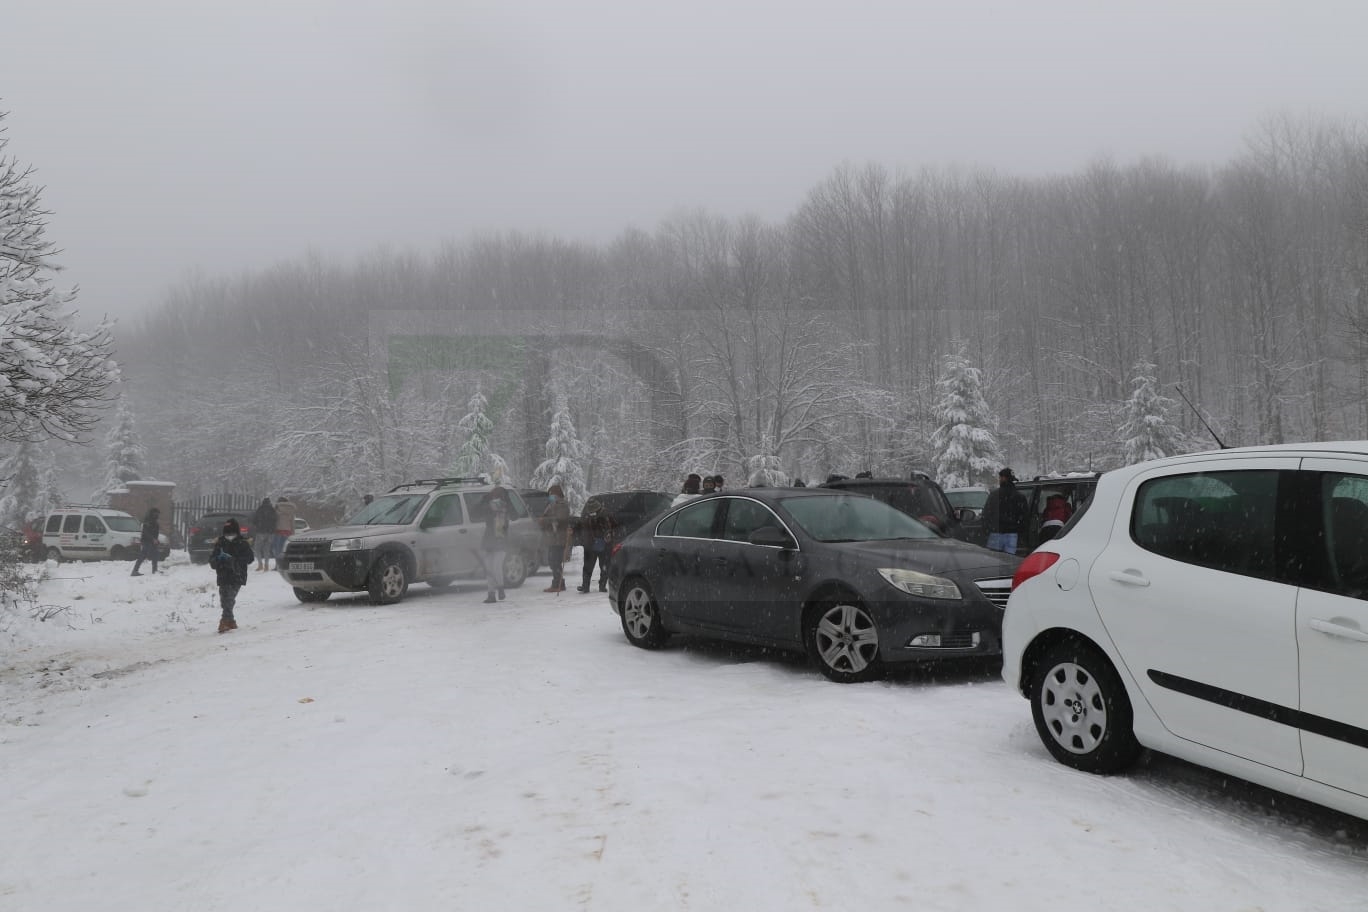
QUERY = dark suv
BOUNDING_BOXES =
[580,491,673,538]
[819,473,967,542]
[1007,472,1100,556]
[188,511,255,564]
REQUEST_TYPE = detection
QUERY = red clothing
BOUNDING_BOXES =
[1042,495,1073,525]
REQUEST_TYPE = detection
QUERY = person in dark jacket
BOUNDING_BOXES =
[982,467,1029,554]
[479,486,511,603]
[130,507,161,576]
[539,483,573,593]
[250,497,277,572]
[576,503,613,594]
[210,518,255,633]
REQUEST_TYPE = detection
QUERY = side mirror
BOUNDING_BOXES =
[748,526,795,549]
[957,507,978,522]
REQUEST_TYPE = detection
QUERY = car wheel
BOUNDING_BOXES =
[620,578,669,649]
[367,553,409,605]
[502,552,530,589]
[46,546,63,562]
[293,588,332,603]
[1030,639,1141,773]
[805,597,884,683]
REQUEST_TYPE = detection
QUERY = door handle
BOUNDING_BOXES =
[1106,569,1150,587]
[1309,618,1368,643]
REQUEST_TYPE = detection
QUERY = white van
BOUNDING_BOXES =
[41,507,166,562]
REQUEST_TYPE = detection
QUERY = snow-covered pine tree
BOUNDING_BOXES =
[451,387,508,480]
[930,343,1003,488]
[0,112,117,444]
[100,395,145,497]
[529,398,588,513]
[0,438,42,527]
[1119,361,1187,465]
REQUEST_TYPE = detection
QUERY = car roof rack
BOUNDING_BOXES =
[388,475,490,492]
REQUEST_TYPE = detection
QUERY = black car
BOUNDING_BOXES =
[187,511,255,564]
[819,473,967,541]
[581,491,673,538]
[606,488,1021,683]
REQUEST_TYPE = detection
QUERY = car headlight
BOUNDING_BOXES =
[877,568,961,600]
[329,538,364,552]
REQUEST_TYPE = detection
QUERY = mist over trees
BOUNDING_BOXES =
[101,115,1368,506]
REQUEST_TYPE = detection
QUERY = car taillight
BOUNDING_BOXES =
[240,525,250,535]
[1012,552,1060,590]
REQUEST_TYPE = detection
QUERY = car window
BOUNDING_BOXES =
[45,514,62,533]
[666,499,722,539]
[106,515,140,532]
[1131,471,1279,579]
[1317,474,1368,600]
[421,494,466,528]
[783,494,938,542]
[83,515,106,533]
[720,498,783,543]
[505,490,529,519]
[62,514,82,533]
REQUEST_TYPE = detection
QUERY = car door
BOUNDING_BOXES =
[83,514,111,558]
[1295,459,1368,797]
[1090,460,1303,774]
[651,498,724,623]
[706,496,805,644]
[416,493,475,578]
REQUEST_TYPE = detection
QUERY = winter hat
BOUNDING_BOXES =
[223,518,242,535]
[999,468,1017,482]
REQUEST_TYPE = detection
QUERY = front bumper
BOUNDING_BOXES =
[278,541,376,592]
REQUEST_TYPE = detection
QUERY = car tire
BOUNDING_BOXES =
[502,552,530,589]
[619,578,669,649]
[367,553,409,605]
[293,588,332,603]
[1030,638,1142,774]
[46,546,63,562]
[805,596,884,683]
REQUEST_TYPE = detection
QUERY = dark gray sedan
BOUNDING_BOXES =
[606,488,1022,682]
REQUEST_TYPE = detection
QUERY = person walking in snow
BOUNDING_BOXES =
[539,484,573,593]
[272,496,297,564]
[210,517,254,633]
[576,502,613,594]
[479,486,512,603]
[250,497,277,571]
[130,507,161,576]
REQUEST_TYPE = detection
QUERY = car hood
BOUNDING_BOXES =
[826,538,1020,578]
[289,524,410,541]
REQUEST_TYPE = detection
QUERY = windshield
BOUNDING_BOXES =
[946,490,988,510]
[782,494,940,543]
[342,494,429,526]
[105,516,140,532]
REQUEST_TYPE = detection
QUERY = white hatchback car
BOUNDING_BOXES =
[1003,442,1368,821]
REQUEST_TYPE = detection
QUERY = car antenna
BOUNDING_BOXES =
[1173,384,1227,450]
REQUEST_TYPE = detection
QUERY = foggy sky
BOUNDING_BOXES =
[4,0,1366,324]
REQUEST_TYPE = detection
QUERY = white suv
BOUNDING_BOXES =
[279,477,543,605]
[1003,442,1368,821]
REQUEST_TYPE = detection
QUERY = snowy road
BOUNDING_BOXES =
[2,555,1366,911]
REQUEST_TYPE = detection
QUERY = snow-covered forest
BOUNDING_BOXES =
[8,114,1368,513]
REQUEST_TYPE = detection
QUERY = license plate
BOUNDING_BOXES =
[289,562,315,571]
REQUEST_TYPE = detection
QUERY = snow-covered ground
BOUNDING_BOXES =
[3,552,1367,911]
